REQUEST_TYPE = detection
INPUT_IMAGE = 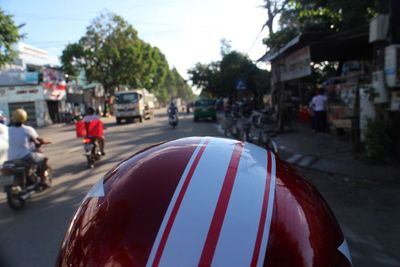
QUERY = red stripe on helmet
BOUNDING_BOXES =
[198,142,244,266]
[152,138,210,267]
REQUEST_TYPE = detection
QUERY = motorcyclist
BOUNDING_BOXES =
[167,102,178,117]
[7,109,51,187]
[83,107,105,155]
[167,102,179,121]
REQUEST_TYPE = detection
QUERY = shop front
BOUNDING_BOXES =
[0,85,52,126]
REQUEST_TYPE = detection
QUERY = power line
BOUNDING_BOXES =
[246,25,265,56]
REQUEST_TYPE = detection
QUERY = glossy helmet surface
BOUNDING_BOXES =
[57,137,352,267]
[11,108,28,123]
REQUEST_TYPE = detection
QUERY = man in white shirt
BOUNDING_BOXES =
[0,115,8,165]
[8,109,50,186]
[311,90,328,132]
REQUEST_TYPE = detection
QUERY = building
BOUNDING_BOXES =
[0,43,66,126]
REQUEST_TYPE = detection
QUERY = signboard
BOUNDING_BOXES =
[0,69,39,86]
[272,46,312,83]
[45,89,66,101]
[0,85,44,102]
[385,45,400,87]
[235,79,247,91]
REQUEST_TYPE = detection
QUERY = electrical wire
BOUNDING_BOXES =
[246,25,265,56]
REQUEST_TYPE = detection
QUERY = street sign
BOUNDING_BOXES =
[235,79,247,90]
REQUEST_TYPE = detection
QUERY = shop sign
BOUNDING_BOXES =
[272,46,312,82]
[45,89,66,101]
[0,69,39,85]
[5,86,44,101]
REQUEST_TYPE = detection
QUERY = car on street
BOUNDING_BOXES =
[193,99,216,122]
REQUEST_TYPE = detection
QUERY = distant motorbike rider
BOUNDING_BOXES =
[83,107,105,155]
[8,109,51,187]
[167,102,178,118]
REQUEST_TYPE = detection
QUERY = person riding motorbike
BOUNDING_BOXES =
[83,107,105,155]
[167,102,178,118]
[7,109,51,187]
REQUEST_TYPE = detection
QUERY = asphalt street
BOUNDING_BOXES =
[0,110,221,267]
[0,109,398,267]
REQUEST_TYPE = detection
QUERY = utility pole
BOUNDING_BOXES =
[390,0,400,45]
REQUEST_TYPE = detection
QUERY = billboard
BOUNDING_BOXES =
[0,69,39,86]
[272,46,312,83]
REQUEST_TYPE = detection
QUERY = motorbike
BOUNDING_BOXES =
[63,112,83,125]
[223,110,239,138]
[248,110,279,155]
[0,146,52,210]
[83,137,102,168]
[169,113,179,128]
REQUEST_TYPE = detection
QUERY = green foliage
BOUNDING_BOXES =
[365,117,391,163]
[188,51,270,102]
[0,9,21,67]
[263,27,298,52]
[61,11,193,102]
[263,0,378,52]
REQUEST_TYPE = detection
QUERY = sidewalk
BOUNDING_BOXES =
[274,121,400,184]
[217,112,400,183]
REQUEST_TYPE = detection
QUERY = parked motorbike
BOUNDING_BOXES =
[169,114,179,128]
[223,110,239,138]
[63,112,83,125]
[83,137,102,168]
[248,110,279,155]
[0,146,52,210]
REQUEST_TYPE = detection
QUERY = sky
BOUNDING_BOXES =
[1,0,269,84]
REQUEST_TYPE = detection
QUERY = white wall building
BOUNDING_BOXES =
[0,43,66,126]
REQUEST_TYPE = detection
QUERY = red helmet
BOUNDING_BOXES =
[56,137,352,267]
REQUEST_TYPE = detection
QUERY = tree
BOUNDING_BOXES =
[61,12,144,94]
[188,51,270,106]
[62,11,194,104]
[263,0,378,52]
[262,0,290,35]
[220,38,232,56]
[187,62,220,95]
[0,9,22,67]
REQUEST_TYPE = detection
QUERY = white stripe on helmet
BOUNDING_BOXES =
[146,137,210,267]
[212,143,271,266]
[256,151,276,267]
[156,138,237,267]
[147,139,277,267]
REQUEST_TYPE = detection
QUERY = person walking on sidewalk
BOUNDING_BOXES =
[311,89,327,132]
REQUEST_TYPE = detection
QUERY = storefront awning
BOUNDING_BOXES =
[259,25,372,64]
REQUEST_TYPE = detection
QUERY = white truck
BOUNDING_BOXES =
[114,89,155,124]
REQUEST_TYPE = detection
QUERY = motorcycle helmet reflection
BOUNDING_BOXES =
[56,137,352,267]
[12,108,28,123]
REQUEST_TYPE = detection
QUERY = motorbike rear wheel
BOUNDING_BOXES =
[86,155,95,168]
[6,189,25,210]
[43,168,53,187]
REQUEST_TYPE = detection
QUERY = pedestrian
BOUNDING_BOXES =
[309,98,316,132]
[0,111,8,165]
[311,89,328,132]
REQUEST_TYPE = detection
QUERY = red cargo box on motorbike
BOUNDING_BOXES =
[75,120,104,138]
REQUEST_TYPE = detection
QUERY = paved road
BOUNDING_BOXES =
[1,110,398,267]
[0,110,221,267]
